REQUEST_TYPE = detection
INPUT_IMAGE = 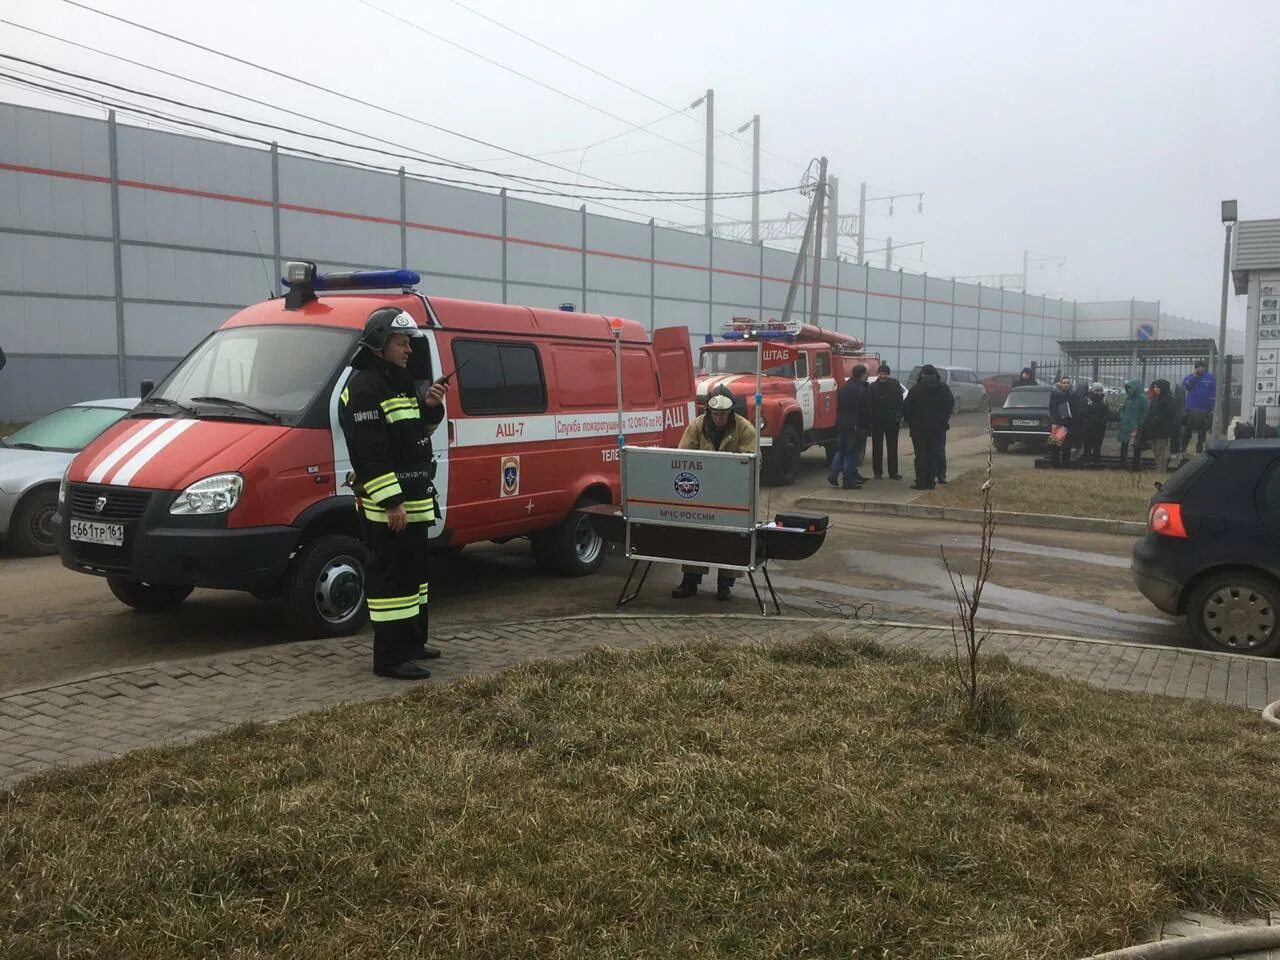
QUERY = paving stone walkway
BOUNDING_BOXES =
[3,614,1279,790]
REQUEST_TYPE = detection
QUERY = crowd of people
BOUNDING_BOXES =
[1045,360,1216,472]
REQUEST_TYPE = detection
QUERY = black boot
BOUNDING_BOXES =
[671,575,699,599]
[716,579,733,601]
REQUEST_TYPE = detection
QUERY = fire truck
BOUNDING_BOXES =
[54,263,696,638]
[696,318,883,485]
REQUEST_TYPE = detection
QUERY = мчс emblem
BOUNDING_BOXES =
[673,471,700,499]
[94,496,107,513]
[500,455,520,497]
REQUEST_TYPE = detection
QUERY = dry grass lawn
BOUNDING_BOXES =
[921,465,1157,522]
[4,636,1279,959]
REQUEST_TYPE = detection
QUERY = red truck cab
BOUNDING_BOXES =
[55,264,694,636]
[696,319,881,484]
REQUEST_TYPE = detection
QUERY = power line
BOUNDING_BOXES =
[47,0,717,205]
[0,70,786,208]
[439,0,808,175]
[0,52,795,204]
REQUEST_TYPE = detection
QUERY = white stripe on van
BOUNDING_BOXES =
[109,419,196,486]
[87,418,170,484]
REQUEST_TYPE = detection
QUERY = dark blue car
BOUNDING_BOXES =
[1131,439,1280,655]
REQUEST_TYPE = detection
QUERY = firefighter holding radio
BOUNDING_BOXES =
[339,307,447,680]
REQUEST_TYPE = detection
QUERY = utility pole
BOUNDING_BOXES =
[856,181,867,265]
[703,88,714,236]
[749,115,760,243]
[1022,248,1029,293]
[885,236,894,270]
[1216,199,1238,438]
[827,176,838,263]
[810,157,828,329]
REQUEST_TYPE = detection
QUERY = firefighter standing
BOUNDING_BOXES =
[339,307,447,680]
[670,384,757,601]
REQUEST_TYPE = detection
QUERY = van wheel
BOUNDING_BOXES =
[107,577,193,612]
[9,487,59,556]
[763,425,802,486]
[532,495,607,577]
[283,535,369,638]
[1187,572,1280,656]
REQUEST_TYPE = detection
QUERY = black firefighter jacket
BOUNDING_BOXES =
[338,356,445,525]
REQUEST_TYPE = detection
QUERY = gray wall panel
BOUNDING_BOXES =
[867,267,898,296]
[123,303,234,358]
[585,252,649,297]
[900,296,924,325]
[0,169,112,236]
[119,127,272,201]
[126,357,181,393]
[979,308,1002,331]
[507,237,581,288]
[588,291,651,325]
[586,213,650,258]
[867,294,897,322]
[654,297,710,336]
[408,227,501,281]
[953,305,979,327]
[121,246,265,305]
[506,282,581,312]
[924,325,951,350]
[954,282,980,307]
[979,329,1002,354]
[925,297,952,326]
[0,103,109,175]
[953,327,979,350]
[0,295,117,355]
[408,181,501,234]
[711,239,760,306]
[424,275,504,303]
[280,209,400,268]
[0,234,114,296]
[119,186,272,252]
[0,357,119,421]
[899,323,924,348]
[278,155,398,219]
[866,319,898,347]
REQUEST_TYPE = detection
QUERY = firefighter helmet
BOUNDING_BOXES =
[359,307,425,352]
[706,384,736,413]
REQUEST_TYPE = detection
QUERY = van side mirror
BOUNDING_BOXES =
[140,379,155,398]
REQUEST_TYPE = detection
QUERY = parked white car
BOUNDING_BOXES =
[907,365,987,412]
[0,398,138,556]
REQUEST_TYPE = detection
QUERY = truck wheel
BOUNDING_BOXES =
[532,495,607,577]
[283,535,370,638]
[9,486,58,556]
[763,425,802,486]
[107,577,193,612]
[1187,571,1280,656]
[993,437,1011,453]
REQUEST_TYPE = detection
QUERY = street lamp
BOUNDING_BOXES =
[1216,199,1238,438]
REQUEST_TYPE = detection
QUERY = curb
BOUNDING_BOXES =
[794,494,1147,536]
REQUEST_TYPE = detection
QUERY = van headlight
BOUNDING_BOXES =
[170,473,244,515]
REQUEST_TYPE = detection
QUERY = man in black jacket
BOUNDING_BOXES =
[1136,378,1178,472]
[339,307,447,680]
[869,363,904,480]
[903,364,953,490]
[827,364,873,489]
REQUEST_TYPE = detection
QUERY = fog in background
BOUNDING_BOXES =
[5,0,1278,329]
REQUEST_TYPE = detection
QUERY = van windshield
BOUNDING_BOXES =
[148,324,357,421]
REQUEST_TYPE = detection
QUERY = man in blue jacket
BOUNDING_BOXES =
[1180,360,1216,454]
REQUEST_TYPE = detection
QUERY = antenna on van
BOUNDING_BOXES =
[251,230,275,299]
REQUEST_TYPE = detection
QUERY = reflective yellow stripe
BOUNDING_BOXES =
[368,593,419,610]
[418,582,429,602]
[379,397,418,412]
[362,505,434,523]
[368,605,421,623]
[384,407,421,424]
[363,475,404,505]
[340,387,350,406]
[364,472,398,494]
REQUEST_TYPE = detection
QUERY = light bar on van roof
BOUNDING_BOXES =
[281,260,420,292]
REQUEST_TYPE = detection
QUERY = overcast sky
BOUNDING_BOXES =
[5,0,1278,330]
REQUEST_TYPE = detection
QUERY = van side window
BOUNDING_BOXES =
[452,340,547,414]
[814,352,832,377]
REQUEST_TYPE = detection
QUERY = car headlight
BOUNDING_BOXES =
[170,473,244,515]
[58,465,70,505]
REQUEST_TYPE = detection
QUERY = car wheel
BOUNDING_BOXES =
[1187,572,1280,656]
[9,486,59,556]
[532,494,607,576]
[282,535,370,638]
[993,437,1011,453]
[762,425,802,486]
[107,577,194,612]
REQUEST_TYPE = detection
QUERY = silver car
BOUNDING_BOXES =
[1,398,138,556]
[907,365,988,413]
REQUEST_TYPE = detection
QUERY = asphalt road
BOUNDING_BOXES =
[0,429,1185,692]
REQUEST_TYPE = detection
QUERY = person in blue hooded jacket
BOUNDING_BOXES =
[1117,378,1149,468]
[1180,360,1216,454]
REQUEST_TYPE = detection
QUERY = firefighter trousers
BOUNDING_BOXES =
[362,517,430,669]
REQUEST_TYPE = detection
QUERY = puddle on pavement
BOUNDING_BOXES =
[919,534,1132,570]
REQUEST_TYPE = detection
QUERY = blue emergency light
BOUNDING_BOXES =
[281,261,420,309]
[720,329,795,341]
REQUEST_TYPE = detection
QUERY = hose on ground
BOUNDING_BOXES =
[1080,924,1280,959]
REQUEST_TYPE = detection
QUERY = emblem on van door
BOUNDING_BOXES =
[94,496,107,513]
[500,455,520,497]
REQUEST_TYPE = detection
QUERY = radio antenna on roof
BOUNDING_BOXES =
[251,230,275,299]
